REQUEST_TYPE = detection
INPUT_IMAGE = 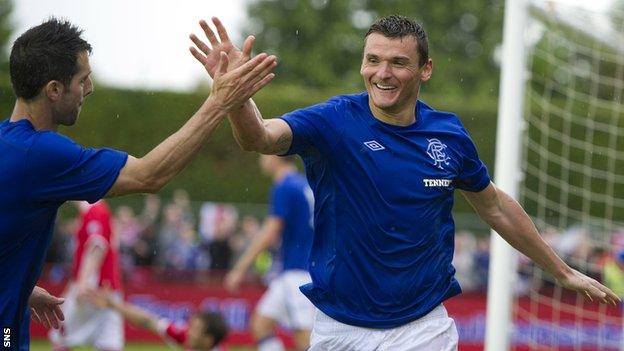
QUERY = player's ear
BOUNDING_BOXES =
[44,80,64,101]
[420,58,433,82]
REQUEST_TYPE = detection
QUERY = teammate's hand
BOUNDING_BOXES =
[557,268,621,305]
[189,17,255,78]
[224,269,245,293]
[208,51,276,112]
[28,286,65,329]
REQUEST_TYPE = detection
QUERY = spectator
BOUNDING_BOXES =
[115,205,142,276]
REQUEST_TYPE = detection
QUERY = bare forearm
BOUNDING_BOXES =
[140,97,227,189]
[109,299,158,332]
[77,246,104,287]
[228,99,268,150]
[228,100,292,155]
[233,229,276,272]
[483,192,572,281]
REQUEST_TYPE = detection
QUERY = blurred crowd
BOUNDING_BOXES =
[45,190,624,296]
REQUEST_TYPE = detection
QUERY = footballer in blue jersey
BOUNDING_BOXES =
[225,155,315,351]
[193,14,620,350]
[2,18,276,350]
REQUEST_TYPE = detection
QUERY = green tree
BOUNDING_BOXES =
[0,0,13,85]
[244,0,504,96]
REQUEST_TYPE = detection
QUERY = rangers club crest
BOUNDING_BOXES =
[426,138,450,169]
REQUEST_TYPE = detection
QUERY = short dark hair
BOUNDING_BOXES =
[365,15,429,67]
[196,311,228,346]
[9,18,92,100]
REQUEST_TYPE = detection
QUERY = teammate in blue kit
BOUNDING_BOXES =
[225,155,315,351]
[0,18,276,350]
[191,14,620,350]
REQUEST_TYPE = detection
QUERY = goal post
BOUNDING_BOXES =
[486,0,624,350]
[485,0,529,349]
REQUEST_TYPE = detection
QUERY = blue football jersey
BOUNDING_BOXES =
[269,172,314,271]
[280,92,491,328]
[0,119,127,349]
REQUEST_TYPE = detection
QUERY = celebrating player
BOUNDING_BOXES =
[0,18,276,349]
[225,155,315,351]
[190,15,620,350]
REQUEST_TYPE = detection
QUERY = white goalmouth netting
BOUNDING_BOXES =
[513,1,624,349]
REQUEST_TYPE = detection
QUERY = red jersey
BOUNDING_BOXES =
[70,201,122,290]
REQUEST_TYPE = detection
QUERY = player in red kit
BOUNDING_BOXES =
[86,286,228,351]
[50,200,124,350]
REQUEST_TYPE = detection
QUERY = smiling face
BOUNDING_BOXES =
[52,51,93,126]
[360,33,432,120]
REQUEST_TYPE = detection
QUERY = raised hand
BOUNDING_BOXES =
[208,51,276,112]
[189,17,255,78]
[28,286,65,329]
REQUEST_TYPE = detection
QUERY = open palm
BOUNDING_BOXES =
[189,17,255,78]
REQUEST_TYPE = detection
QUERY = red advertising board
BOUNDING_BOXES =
[31,271,622,350]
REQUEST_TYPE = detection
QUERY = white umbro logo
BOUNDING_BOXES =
[363,140,385,151]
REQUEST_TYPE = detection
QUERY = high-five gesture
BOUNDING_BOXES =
[208,51,276,111]
[189,17,255,78]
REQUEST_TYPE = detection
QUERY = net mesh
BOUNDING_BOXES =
[513,1,624,349]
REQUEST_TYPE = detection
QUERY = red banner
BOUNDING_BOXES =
[31,270,622,350]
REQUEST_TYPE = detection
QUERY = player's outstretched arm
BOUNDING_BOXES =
[106,51,276,197]
[85,287,160,333]
[29,286,64,329]
[189,17,293,155]
[225,216,283,292]
[461,183,621,305]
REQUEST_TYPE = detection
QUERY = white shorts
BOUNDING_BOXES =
[309,304,458,351]
[256,270,315,330]
[49,285,124,350]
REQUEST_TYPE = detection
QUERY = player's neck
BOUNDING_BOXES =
[369,101,417,127]
[273,165,296,182]
[10,99,56,131]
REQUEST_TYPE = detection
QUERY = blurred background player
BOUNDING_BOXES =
[86,287,227,351]
[49,200,123,350]
[225,155,315,351]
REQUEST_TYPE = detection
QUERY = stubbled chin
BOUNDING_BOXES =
[372,92,397,108]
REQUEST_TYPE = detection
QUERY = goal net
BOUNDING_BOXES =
[512,1,624,349]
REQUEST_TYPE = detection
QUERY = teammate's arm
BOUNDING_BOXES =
[461,182,620,304]
[224,216,284,292]
[106,51,276,197]
[189,17,293,155]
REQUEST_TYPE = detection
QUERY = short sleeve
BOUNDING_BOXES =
[454,128,491,192]
[269,183,290,220]
[26,132,128,203]
[279,97,344,156]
